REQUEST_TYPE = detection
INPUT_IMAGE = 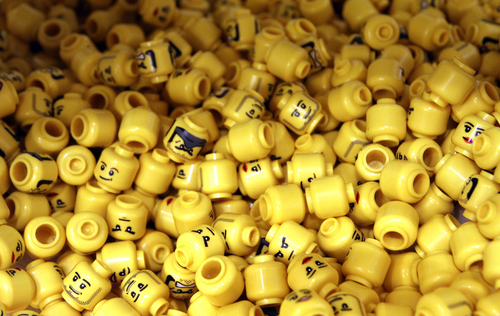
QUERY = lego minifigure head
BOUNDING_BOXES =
[107,205,148,241]
[224,18,241,43]
[172,161,202,190]
[46,182,76,213]
[0,225,24,269]
[286,289,314,304]
[139,0,177,28]
[165,273,197,300]
[121,269,170,315]
[62,261,111,309]
[136,49,160,75]
[327,293,366,316]
[235,94,264,120]
[94,144,140,194]
[280,93,321,133]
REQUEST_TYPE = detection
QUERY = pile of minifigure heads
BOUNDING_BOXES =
[2,0,500,315]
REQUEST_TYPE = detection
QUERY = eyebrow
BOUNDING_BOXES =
[465,122,474,128]
[83,279,91,286]
[111,167,119,173]
[75,272,81,279]
[119,218,131,222]
[100,161,107,167]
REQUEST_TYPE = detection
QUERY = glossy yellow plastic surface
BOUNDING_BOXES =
[451,112,496,159]
[70,108,118,148]
[136,39,175,84]
[459,171,500,222]
[97,46,138,87]
[287,253,339,298]
[226,119,274,162]
[213,213,260,256]
[415,287,473,316]
[175,224,225,272]
[269,81,307,116]
[118,106,160,154]
[415,214,460,257]
[342,238,391,289]
[26,67,74,100]
[56,145,96,186]
[62,260,112,311]
[265,40,311,82]
[172,191,214,235]
[366,98,406,147]
[195,255,245,306]
[5,191,51,231]
[266,220,317,265]
[26,259,65,309]
[187,292,220,316]
[24,117,69,158]
[277,91,324,135]
[106,195,148,241]
[477,194,500,239]
[222,88,265,128]
[287,153,334,190]
[135,229,173,272]
[317,216,364,263]
[74,180,115,218]
[407,92,451,139]
[267,121,295,164]
[56,251,94,277]
[0,120,21,163]
[326,292,367,316]
[450,271,493,307]
[333,119,370,164]
[238,157,283,199]
[95,144,140,194]
[417,250,461,294]
[355,143,395,182]
[427,57,476,107]
[0,78,18,119]
[366,57,405,101]
[9,152,58,194]
[163,114,209,162]
[160,252,197,300]
[121,269,170,316]
[331,59,367,88]
[348,181,385,227]
[93,297,141,316]
[197,153,238,199]
[450,222,489,272]
[280,289,334,316]
[306,175,355,219]
[434,153,481,201]
[383,252,420,291]
[379,160,430,203]
[374,201,419,251]
[475,291,500,316]
[138,0,177,28]
[39,294,82,316]
[133,149,174,196]
[153,196,179,238]
[96,240,145,284]
[44,181,75,213]
[407,11,449,52]
[0,267,36,312]
[472,126,500,170]
[165,68,211,106]
[451,81,498,123]
[23,216,66,259]
[395,138,443,176]
[0,224,25,269]
[412,182,455,225]
[384,286,422,311]
[244,254,289,307]
[66,211,108,255]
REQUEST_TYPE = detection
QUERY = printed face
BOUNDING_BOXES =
[96,160,119,183]
[63,268,103,307]
[1,236,24,268]
[300,255,329,280]
[234,95,264,120]
[46,183,75,212]
[172,161,201,189]
[327,293,366,316]
[110,267,131,284]
[109,216,138,239]
[136,49,158,75]
[165,124,207,161]
[30,90,52,118]
[225,19,240,43]
[123,270,161,305]
[273,82,305,98]
[98,55,118,85]
[240,159,263,174]
[141,0,176,27]
[281,95,320,132]
[286,289,314,303]
[460,121,484,145]
[273,236,296,263]
[458,175,480,205]
[273,2,299,22]
[165,274,197,299]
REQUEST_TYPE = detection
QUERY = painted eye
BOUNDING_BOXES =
[465,126,471,133]
[342,303,349,309]
[308,177,314,182]
[159,16,166,22]
[475,131,481,137]
[294,112,300,117]
[250,109,255,114]
[162,6,169,12]
[73,275,78,281]
[80,283,86,289]
[179,170,185,175]
[301,104,306,108]
[251,166,258,172]
[100,165,105,170]
[109,170,114,176]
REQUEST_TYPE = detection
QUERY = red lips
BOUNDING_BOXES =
[242,164,248,172]
[463,137,473,144]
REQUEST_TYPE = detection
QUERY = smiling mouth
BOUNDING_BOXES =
[69,285,81,295]
[463,137,473,144]
[99,176,111,181]
[304,108,311,119]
